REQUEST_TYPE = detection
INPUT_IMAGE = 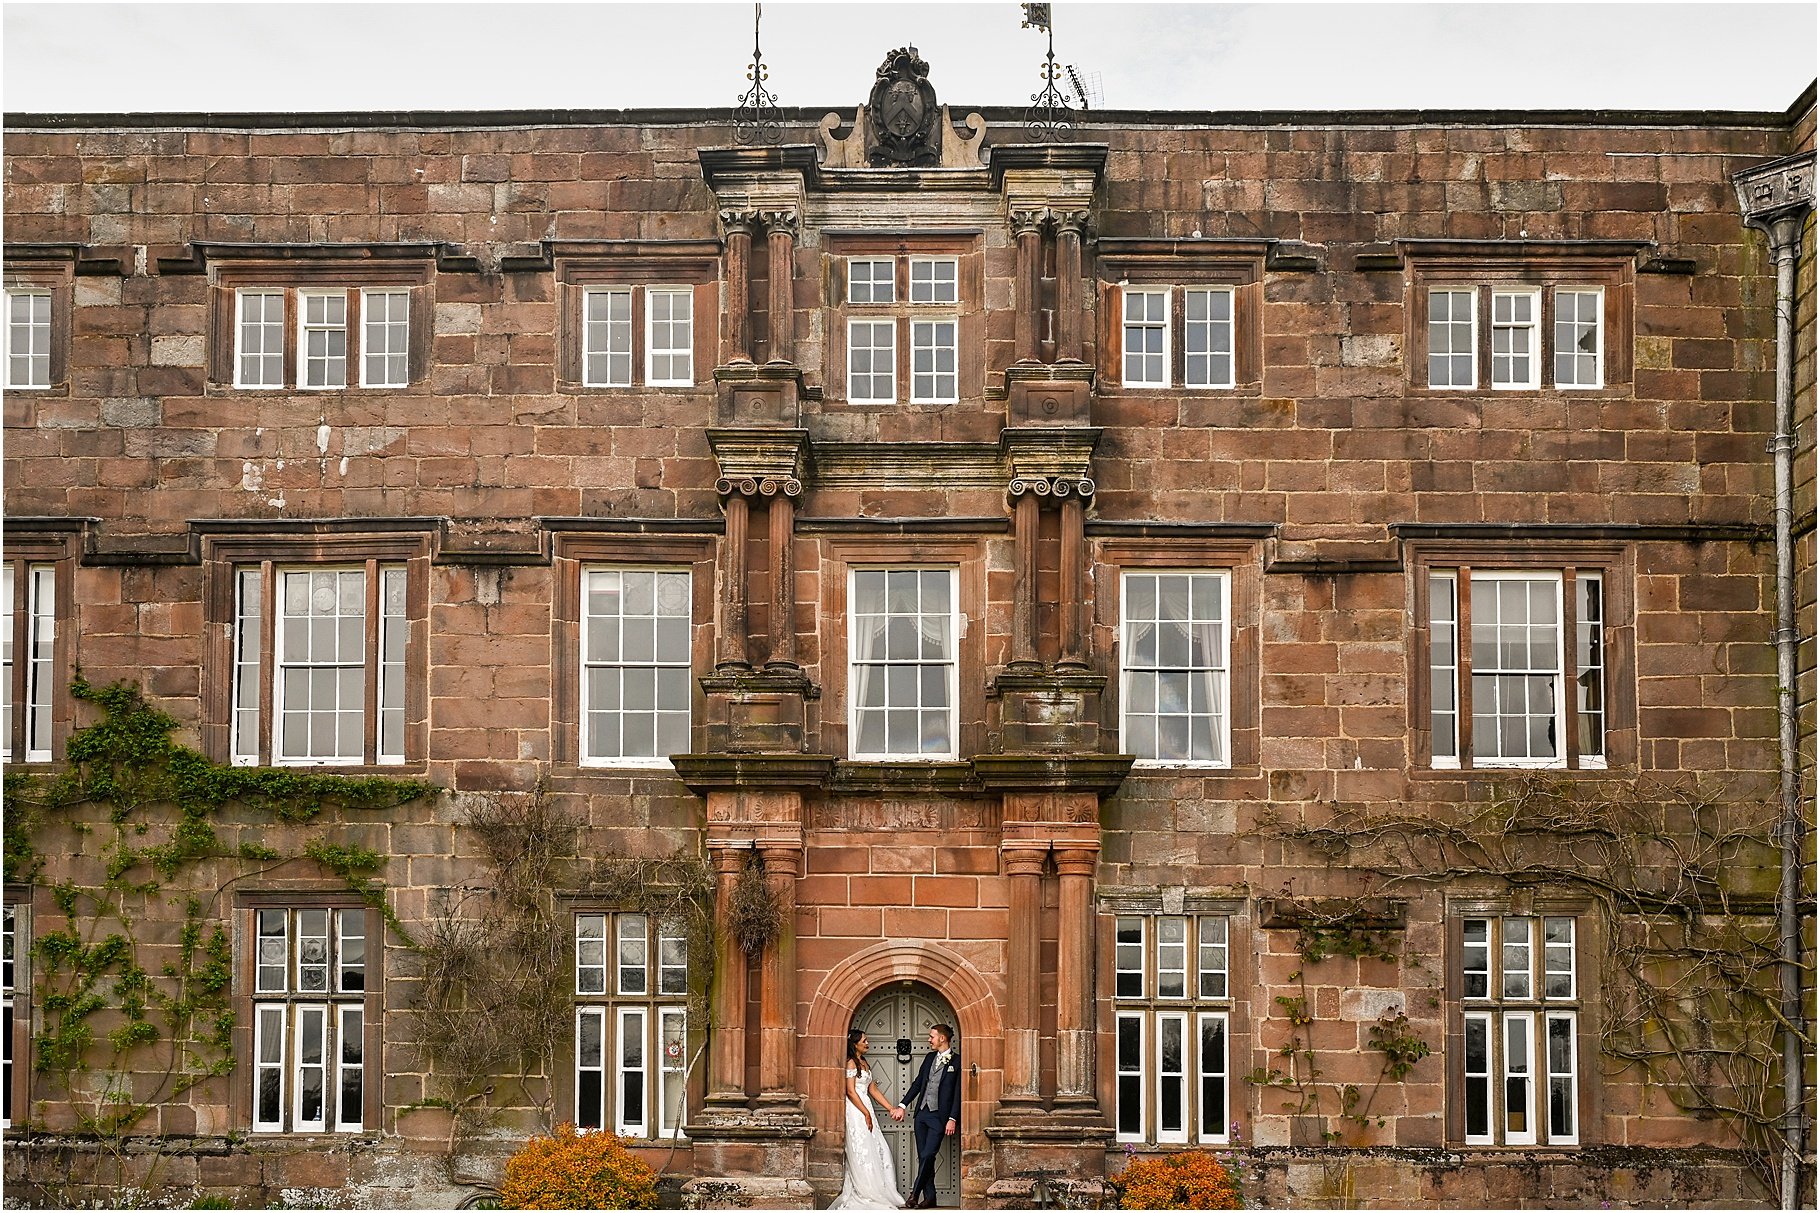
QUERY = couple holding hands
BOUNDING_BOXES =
[831,1024,961,1210]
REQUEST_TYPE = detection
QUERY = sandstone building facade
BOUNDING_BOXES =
[2,59,1815,1209]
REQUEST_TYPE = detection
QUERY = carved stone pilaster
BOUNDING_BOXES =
[720,210,761,365]
[1053,211,1089,362]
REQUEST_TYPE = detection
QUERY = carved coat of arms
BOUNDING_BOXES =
[866,47,940,167]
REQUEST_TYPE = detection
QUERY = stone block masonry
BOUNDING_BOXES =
[2,80,1812,1210]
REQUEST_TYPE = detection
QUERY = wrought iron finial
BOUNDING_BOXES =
[1023,3,1073,143]
[734,2,782,146]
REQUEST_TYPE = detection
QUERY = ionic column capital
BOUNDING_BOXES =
[716,475,803,501]
[1010,207,1052,236]
[759,209,800,238]
[720,209,763,237]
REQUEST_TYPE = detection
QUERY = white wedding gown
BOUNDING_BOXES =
[830,1067,905,1210]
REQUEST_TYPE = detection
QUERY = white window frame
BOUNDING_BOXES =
[1120,570,1231,768]
[250,906,366,1134]
[271,567,371,767]
[1112,914,1235,1146]
[1552,287,1604,389]
[1428,571,1461,768]
[1156,915,1189,1000]
[1427,287,1478,390]
[3,902,19,1129]
[1115,915,1146,998]
[576,1005,607,1129]
[4,563,57,763]
[1114,1010,1147,1143]
[908,256,958,305]
[1197,915,1229,999]
[657,1005,688,1140]
[846,566,960,761]
[582,286,634,388]
[644,286,694,387]
[253,1003,288,1133]
[847,257,896,305]
[1195,1011,1230,1145]
[1543,1010,1579,1145]
[296,288,349,391]
[1460,915,1579,1148]
[576,910,689,1141]
[5,287,52,391]
[1428,567,1608,771]
[1490,287,1542,391]
[234,288,286,389]
[359,288,410,389]
[579,566,693,768]
[231,568,263,767]
[909,317,959,404]
[1466,570,1566,770]
[615,1005,649,1139]
[1154,1011,1190,1145]
[1121,287,1170,387]
[1182,286,1236,390]
[847,318,897,404]
[617,912,649,996]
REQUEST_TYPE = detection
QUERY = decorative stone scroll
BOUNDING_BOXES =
[1007,475,1095,502]
[716,475,803,500]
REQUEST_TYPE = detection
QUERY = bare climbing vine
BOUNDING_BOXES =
[1259,773,1797,1194]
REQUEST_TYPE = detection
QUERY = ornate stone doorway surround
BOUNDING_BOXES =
[802,941,1005,1202]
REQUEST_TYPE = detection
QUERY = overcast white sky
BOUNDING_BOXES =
[3,2,1814,116]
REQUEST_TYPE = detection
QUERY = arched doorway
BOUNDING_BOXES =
[851,981,961,1207]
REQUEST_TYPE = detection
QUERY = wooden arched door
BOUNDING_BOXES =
[851,981,961,1206]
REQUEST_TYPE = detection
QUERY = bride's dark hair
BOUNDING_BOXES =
[845,1028,866,1070]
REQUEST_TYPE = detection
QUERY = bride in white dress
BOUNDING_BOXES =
[831,1030,907,1210]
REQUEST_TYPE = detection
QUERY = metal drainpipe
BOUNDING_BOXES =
[1733,151,1815,1212]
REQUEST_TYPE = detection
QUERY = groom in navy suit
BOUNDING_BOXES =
[895,1023,960,1209]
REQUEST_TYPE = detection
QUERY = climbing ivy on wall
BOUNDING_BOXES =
[3,677,434,1138]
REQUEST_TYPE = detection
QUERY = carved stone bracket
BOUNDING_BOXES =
[708,428,810,494]
[1732,150,1815,228]
[1000,425,1102,490]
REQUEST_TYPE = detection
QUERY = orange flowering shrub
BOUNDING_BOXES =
[1113,1150,1242,1210]
[499,1123,659,1210]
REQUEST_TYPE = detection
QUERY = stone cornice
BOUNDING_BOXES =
[3,241,131,276]
[1391,521,1770,544]
[970,754,1134,795]
[670,753,837,795]
[706,428,810,489]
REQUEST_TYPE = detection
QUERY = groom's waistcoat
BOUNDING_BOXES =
[906,1049,960,1123]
